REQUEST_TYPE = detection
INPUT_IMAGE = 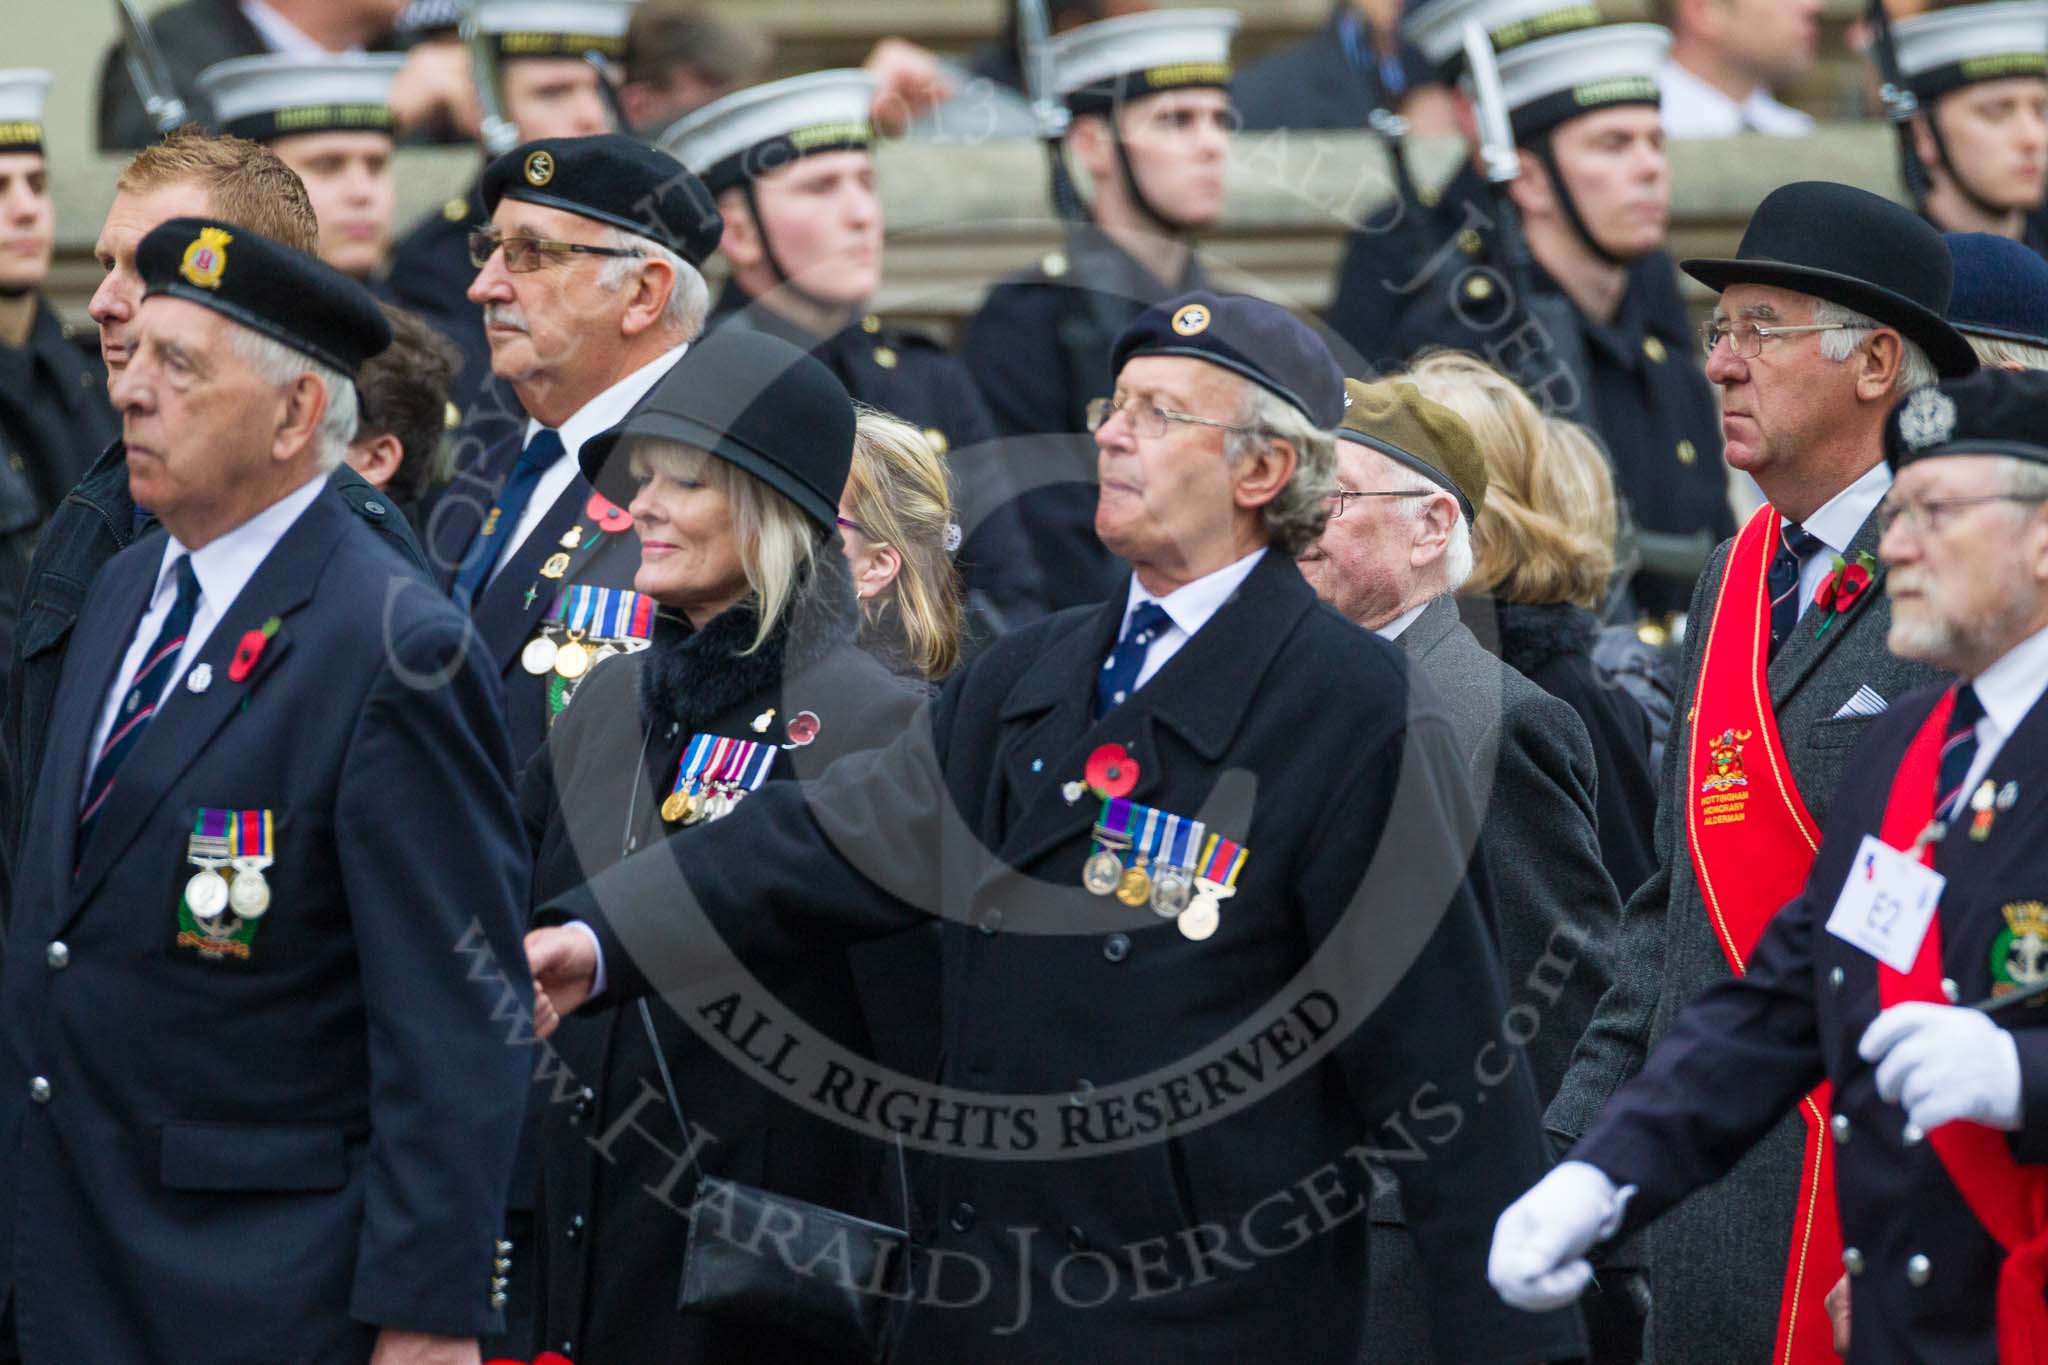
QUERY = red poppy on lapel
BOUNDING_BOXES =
[1086,743,1139,797]
[586,491,633,534]
[228,616,283,683]
[1813,552,1878,639]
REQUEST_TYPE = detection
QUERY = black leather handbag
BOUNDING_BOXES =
[638,1000,911,1363]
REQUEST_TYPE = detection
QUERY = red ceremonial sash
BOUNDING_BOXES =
[1875,687,2048,1361]
[1686,506,1840,1365]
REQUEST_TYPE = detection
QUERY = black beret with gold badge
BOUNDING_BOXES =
[482,134,725,269]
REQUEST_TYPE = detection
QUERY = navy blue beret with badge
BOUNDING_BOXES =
[137,216,391,375]
[1111,290,1348,429]
[1945,232,2048,348]
[1887,367,2048,472]
[482,134,724,269]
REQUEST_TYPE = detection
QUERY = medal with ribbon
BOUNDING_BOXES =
[228,808,274,920]
[1146,811,1207,919]
[662,733,778,825]
[1084,797,1136,896]
[524,585,657,679]
[175,808,275,961]
[1117,804,1165,906]
[1183,833,1248,941]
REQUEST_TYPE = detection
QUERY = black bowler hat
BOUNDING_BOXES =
[1682,182,1978,380]
[580,328,855,533]
[1886,367,2048,471]
[1111,291,1347,428]
[482,134,724,269]
[1945,232,2048,348]
[137,217,390,374]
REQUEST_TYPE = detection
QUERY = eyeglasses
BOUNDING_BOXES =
[1085,394,1260,441]
[836,514,866,536]
[1326,488,1435,519]
[1697,320,1850,359]
[1874,491,2048,537]
[467,229,644,273]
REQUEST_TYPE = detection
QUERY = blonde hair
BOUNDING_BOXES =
[118,125,318,254]
[1399,350,1617,610]
[1967,333,2048,371]
[847,407,965,680]
[628,441,818,653]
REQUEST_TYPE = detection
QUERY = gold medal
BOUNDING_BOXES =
[1115,864,1152,907]
[554,639,590,680]
[1082,850,1124,896]
[521,635,558,674]
[185,868,230,919]
[1179,898,1220,941]
[539,552,570,579]
[661,789,692,824]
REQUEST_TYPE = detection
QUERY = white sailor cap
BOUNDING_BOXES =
[473,0,635,62]
[660,69,876,196]
[1052,9,1241,113]
[0,70,52,154]
[1404,0,1605,77]
[1892,1,2048,101]
[1473,23,1669,142]
[198,54,402,142]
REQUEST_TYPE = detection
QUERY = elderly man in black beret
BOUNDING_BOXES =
[429,132,724,769]
[1496,364,2048,1364]
[1540,180,1977,1362]
[0,220,531,1365]
[520,290,1584,1363]
[1298,378,1623,1360]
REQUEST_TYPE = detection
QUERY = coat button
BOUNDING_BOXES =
[1941,978,1960,1003]
[1827,966,1844,992]
[566,1214,586,1242]
[1903,1122,1925,1146]
[978,907,1002,936]
[1830,1114,1851,1144]
[496,1239,514,1255]
[364,499,387,516]
[1103,932,1130,963]
[1066,1225,1089,1251]
[572,1086,595,1119]
[1069,1079,1095,1108]
[45,941,69,970]
[949,1201,976,1232]
[490,1291,508,1309]
[28,1076,50,1104]
[490,1275,508,1292]
[494,1256,512,1273]
[1906,1253,1932,1287]
[1843,1247,1865,1276]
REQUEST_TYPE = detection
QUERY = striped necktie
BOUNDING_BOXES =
[1935,683,1986,821]
[80,556,201,847]
[1766,521,1822,660]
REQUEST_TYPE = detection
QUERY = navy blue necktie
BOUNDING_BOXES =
[1095,602,1171,719]
[1935,683,1985,820]
[80,556,201,846]
[451,427,563,605]
[1766,521,1822,660]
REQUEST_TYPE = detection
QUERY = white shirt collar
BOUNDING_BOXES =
[239,0,350,55]
[1794,461,1892,558]
[160,472,328,614]
[1121,546,1266,641]
[1375,601,1431,641]
[1658,58,1813,138]
[1970,619,2048,741]
[527,341,691,461]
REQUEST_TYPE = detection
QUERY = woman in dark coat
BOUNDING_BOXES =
[1404,351,1661,903]
[522,330,928,1363]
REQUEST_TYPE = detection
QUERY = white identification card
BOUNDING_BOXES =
[1825,834,1946,973]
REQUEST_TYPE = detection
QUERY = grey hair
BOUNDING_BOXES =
[1996,454,2048,501]
[597,225,711,340]
[1967,334,2048,372]
[226,327,357,472]
[1377,468,1474,593]
[1812,299,1939,394]
[1222,383,1338,557]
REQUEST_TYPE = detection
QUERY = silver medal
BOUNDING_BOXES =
[185,868,229,919]
[1082,849,1124,896]
[1178,898,1220,941]
[1150,868,1192,918]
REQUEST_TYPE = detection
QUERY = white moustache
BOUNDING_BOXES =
[484,305,529,333]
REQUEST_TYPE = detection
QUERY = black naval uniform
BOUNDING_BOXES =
[1574,676,2048,1365]
[958,228,1206,614]
[1358,225,1732,617]
[387,179,493,410]
[705,283,1046,633]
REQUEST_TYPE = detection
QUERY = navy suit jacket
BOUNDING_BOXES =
[0,488,532,1361]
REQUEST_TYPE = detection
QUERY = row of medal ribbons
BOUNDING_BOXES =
[523,585,657,680]
[1085,796,1247,941]
[662,733,779,826]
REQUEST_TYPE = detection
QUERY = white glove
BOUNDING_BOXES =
[1488,1160,1634,1312]
[1859,1002,2023,1132]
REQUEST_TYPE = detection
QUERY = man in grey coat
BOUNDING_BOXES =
[1544,181,1975,1362]
[1298,376,1621,1360]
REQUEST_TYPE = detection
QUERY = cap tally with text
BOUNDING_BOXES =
[1338,379,1488,520]
[1890,1,2048,103]
[0,69,51,154]
[1404,0,1604,78]
[471,0,635,62]
[1479,23,1670,143]
[1886,367,2048,471]
[137,217,392,375]
[1945,231,2048,347]
[659,69,876,197]
[1681,180,1979,379]
[482,134,723,268]
[1111,291,1347,430]
[581,327,855,533]
[197,54,402,143]
[1053,9,1241,115]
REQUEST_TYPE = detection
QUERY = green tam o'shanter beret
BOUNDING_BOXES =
[1336,378,1488,520]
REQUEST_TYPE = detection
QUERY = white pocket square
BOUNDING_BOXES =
[1831,685,1888,721]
